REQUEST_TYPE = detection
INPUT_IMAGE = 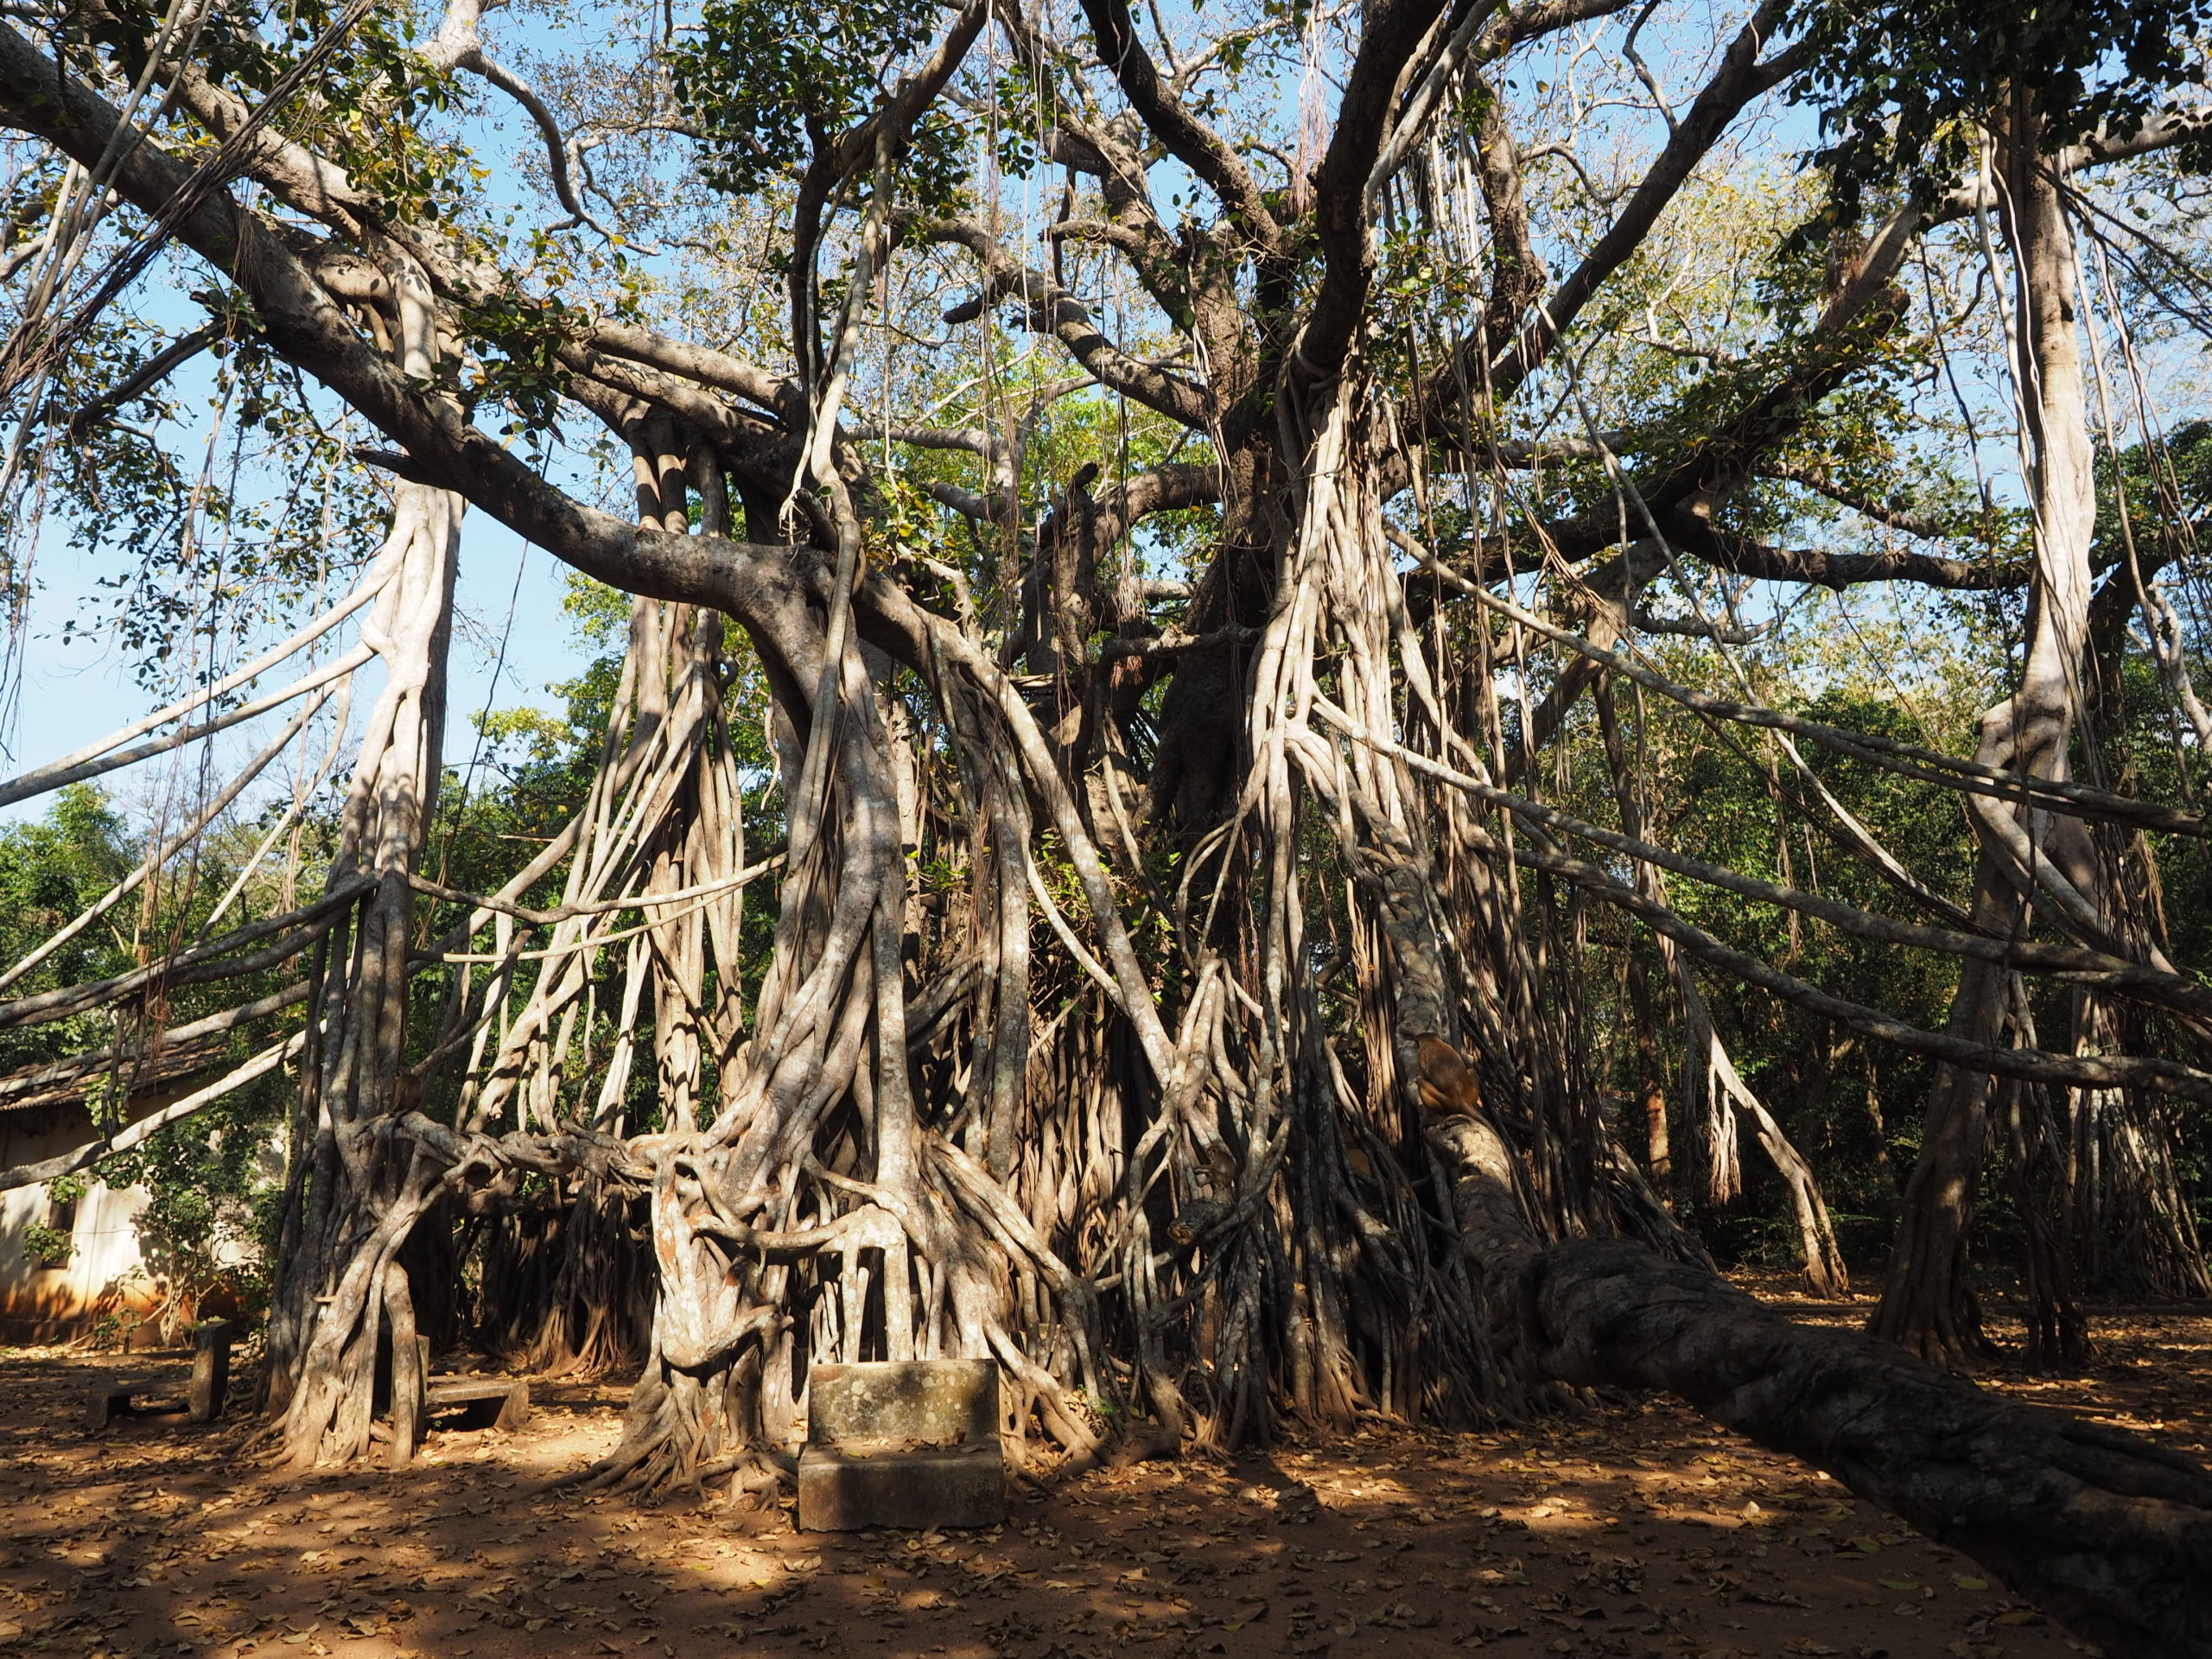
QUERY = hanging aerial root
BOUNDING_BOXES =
[552,1351,768,1503]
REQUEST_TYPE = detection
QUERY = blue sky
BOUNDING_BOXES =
[0,499,594,826]
[3,0,2191,830]
[0,32,610,826]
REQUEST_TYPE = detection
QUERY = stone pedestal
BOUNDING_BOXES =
[796,1359,1005,1531]
[189,1320,235,1422]
[797,1440,1005,1530]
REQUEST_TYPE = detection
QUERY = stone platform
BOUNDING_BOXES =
[796,1358,1006,1532]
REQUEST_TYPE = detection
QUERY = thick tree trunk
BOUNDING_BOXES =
[1869,948,2007,1363]
[258,256,468,1474]
[1427,1101,2212,1659]
[1873,99,2101,1368]
[265,469,461,1462]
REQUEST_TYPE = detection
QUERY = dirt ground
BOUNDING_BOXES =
[3,1291,2203,1659]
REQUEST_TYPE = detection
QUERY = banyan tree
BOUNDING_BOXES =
[4,0,2212,1646]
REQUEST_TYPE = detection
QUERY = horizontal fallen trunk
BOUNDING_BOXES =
[1428,1110,2212,1659]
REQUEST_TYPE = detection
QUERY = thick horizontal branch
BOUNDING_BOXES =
[1668,515,2029,590]
[555,343,776,454]
[586,320,789,414]
[2055,107,2212,175]
[0,1033,229,1116]
[1629,607,1770,643]
[1429,1109,2212,1659]
[921,478,997,521]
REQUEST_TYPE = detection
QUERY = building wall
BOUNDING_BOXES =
[0,1107,160,1345]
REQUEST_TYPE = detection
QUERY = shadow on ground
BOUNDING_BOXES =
[6,1294,2202,1659]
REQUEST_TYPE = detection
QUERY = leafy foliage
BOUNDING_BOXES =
[669,0,969,206]
[1795,0,2212,213]
[98,1082,286,1322]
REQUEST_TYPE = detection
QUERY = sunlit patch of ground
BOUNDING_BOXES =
[5,1289,2196,1659]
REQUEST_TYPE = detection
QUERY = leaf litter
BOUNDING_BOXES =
[3,1291,2205,1658]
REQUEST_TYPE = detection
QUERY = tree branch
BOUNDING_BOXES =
[925,217,1217,427]
[1447,0,1801,410]
[1075,0,1282,257]
[423,0,610,234]
[1666,514,2027,590]
[1755,459,1962,537]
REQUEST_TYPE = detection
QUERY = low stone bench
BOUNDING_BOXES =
[425,1377,530,1432]
[797,1359,1005,1532]
[86,1320,238,1432]
[85,1379,167,1432]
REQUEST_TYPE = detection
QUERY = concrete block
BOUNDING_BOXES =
[189,1320,235,1423]
[425,1377,530,1431]
[798,1360,1004,1531]
[796,1441,1006,1531]
[85,1378,130,1433]
[808,1359,998,1447]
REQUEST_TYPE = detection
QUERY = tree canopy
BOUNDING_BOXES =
[3,0,2212,1645]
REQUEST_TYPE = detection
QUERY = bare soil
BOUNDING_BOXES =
[3,1292,2203,1659]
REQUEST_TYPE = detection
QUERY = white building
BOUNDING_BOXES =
[0,1042,226,1347]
